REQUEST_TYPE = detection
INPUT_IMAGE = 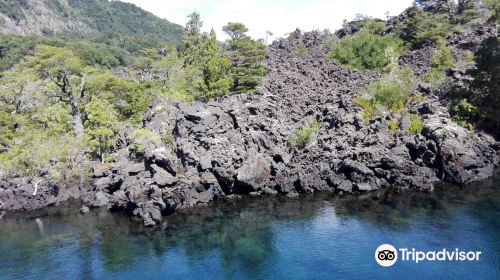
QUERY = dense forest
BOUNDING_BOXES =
[0,0,498,185]
[0,0,182,47]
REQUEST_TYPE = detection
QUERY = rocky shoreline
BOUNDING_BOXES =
[1,27,499,226]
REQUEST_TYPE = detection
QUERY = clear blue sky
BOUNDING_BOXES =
[120,0,414,40]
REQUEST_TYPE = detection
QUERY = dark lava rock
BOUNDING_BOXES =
[1,25,499,226]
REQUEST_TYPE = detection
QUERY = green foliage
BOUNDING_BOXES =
[354,67,419,134]
[222,22,249,40]
[388,119,399,135]
[0,98,82,177]
[327,29,406,70]
[415,0,481,22]
[450,36,500,137]
[290,121,320,150]
[27,45,85,78]
[0,0,28,21]
[0,133,82,178]
[0,33,136,71]
[61,0,183,45]
[365,67,417,113]
[353,97,375,123]
[182,12,204,67]
[84,98,119,162]
[485,0,500,22]
[293,41,309,57]
[0,34,37,71]
[69,41,132,68]
[423,38,454,84]
[85,71,150,125]
[400,6,453,46]
[362,20,388,34]
[408,114,424,134]
[465,50,475,66]
[224,22,267,93]
[197,30,233,98]
[130,128,162,155]
[451,98,477,127]
[0,70,35,145]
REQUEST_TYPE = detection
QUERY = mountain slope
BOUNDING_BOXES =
[0,0,183,44]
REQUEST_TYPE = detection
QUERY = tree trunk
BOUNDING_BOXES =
[71,108,85,141]
[60,75,84,140]
[446,0,454,20]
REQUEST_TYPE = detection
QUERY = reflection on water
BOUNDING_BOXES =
[0,173,499,280]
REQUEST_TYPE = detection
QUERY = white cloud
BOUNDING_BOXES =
[119,0,413,40]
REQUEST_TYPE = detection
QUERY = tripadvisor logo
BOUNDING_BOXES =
[375,244,398,267]
[375,244,482,267]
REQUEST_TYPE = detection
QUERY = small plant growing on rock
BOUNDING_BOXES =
[354,67,417,123]
[130,128,162,155]
[353,97,375,123]
[452,98,477,129]
[290,121,320,150]
[408,114,424,134]
[293,41,309,57]
[388,119,399,135]
[424,38,454,85]
[465,51,475,66]
[162,133,177,150]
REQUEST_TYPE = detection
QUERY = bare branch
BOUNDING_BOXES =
[32,178,43,196]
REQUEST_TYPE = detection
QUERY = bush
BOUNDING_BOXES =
[290,121,320,150]
[408,114,424,134]
[84,99,119,162]
[353,97,376,123]
[363,67,417,113]
[327,29,405,70]
[465,50,475,66]
[388,119,399,135]
[452,98,477,128]
[130,128,162,155]
[424,38,454,84]
[354,67,420,135]
[69,41,133,68]
[293,41,309,57]
[400,6,453,46]
[0,133,82,178]
[485,0,500,23]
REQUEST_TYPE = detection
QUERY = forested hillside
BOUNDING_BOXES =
[0,6,266,180]
[0,0,182,47]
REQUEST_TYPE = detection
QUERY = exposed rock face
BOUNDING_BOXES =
[0,176,84,212]
[1,28,498,226]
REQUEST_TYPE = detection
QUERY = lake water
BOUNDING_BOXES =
[0,173,499,280]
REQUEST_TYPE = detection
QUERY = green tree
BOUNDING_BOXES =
[26,45,88,140]
[416,0,480,22]
[400,5,453,45]
[84,98,119,162]
[198,30,233,97]
[223,22,267,93]
[182,12,204,67]
[0,70,35,152]
[485,0,500,22]
[416,0,454,16]
[451,36,500,137]
[222,22,249,40]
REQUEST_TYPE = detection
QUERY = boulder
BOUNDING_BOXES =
[235,154,271,193]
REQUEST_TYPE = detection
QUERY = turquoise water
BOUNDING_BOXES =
[0,175,499,279]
